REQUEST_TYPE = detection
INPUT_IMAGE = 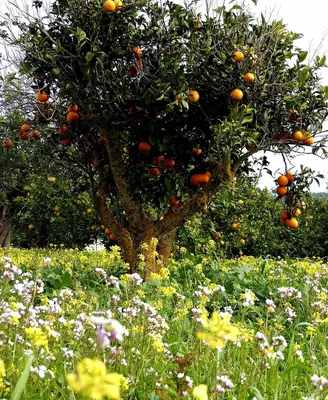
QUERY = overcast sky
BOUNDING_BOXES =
[1,0,328,191]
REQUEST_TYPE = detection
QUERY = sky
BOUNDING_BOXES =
[1,0,328,191]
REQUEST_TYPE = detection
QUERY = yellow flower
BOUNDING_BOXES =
[197,312,239,350]
[159,268,170,279]
[67,358,125,400]
[25,327,48,349]
[160,286,177,296]
[193,384,208,400]
[0,360,6,377]
[152,334,165,353]
[148,273,162,281]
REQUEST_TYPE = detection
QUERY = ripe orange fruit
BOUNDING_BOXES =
[21,124,31,132]
[293,131,304,141]
[28,224,35,230]
[67,112,79,122]
[139,141,151,153]
[132,47,142,57]
[293,208,302,217]
[194,23,201,29]
[191,148,202,156]
[231,223,238,230]
[276,186,288,196]
[204,171,211,178]
[154,155,164,165]
[21,133,29,141]
[104,0,116,11]
[233,51,244,62]
[244,73,255,82]
[277,175,289,187]
[280,218,288,226]
[36,90,49,102]
[280,210,290,220]
[61,139,71,146]
[175,94,183,104]
[190,173,210,187]
[237,200,244,205]
[31,130,40,139]
[109,233,117,241]
[114,0,123,10]
[105,228,111,235]
[303,136,314,145]
[219,240,225,245]
[164,158,175,168]
[231,89,243,101]
[286,171,295,183]
[240,239,245,245]
[3,139,13,148]
[67,104,79,113]
[287,218,298,229]
[169,194,179,206]
[148,168,160,176]
[188,90,200,103]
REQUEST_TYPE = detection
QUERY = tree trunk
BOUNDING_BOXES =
[0,205,11,248]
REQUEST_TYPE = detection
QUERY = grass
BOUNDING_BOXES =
[0,247,327,399]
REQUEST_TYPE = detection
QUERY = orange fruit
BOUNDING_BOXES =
[153,155,164,165]
[293,131,304,141]
[36,90,49,102]
[105,228,111,235]
[61,139,71,146]
[231,89,243,101]
[240,239,245,245]
[280,210,290,220]
[67,104,79,113]
[293,208,302,217]
[303,136,314,145]
[233,51,244,62]
[169,194,179,206]
[175,94,183,104]
[164,158,175,168]
[277,175,289,187]
[31,130,40,139]
[138,141,151,153]
[287,218,298,229]
[67,112,79,121]
[109,233,117,241]
[286,171,295,183]
[132,47,142,57]
[148,168,160,176]
[190,173,210,187]
[104,0,116,11]
[191,148,202,156]
[276,186,288,196]
[244,73,255,82]
[188,90,200,103]
[194,23,201,29]
[21,124,31,132]
[114,0,123,10]
[3,139,13,148]
[280,218,288,226]
[204,171,211,178]
[231,223,238,230]
[21,133,29,141]
[28,224,35,230]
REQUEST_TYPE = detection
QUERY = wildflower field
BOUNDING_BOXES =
[0,248,328,400]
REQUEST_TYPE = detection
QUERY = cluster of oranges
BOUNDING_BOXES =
[275,171,304,229]
[20,123,40,141]
[103,0,123,12]
[231,211,247,245]
[231,51,255,101]
[56,104,79,146]
[175,90,200,104]
[293,130,314,146]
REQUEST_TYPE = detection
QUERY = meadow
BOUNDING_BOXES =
[0,247,328,399]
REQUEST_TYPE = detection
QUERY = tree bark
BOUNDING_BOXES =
[0,205,11,248]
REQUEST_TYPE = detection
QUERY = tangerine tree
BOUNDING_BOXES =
[3,0,328,271]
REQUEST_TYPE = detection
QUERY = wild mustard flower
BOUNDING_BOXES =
[152,334,165,353]
[193,384,208,400]
[198,312,239,349]
[25,327,49,349]
[67,358,125,400]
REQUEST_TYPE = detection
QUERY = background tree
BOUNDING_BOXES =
[2,0,328,271]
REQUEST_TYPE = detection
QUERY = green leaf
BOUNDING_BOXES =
[85,52,94,63]
[297,51,308,63]
[156,93,165,101]
[11,355,34,400]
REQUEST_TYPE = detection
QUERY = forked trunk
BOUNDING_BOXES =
[0,205,11,248]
